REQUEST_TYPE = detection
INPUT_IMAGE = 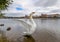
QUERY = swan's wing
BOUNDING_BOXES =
[13,19,32,29]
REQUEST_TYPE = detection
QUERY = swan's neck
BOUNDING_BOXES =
[29,14,35,24]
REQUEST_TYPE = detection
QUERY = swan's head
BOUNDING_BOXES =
[29,12,36,19]
[30,12,35,15]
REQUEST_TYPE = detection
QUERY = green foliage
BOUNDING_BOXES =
[0,0,13,10]
[0,13,5,17]
[0,0,13,17]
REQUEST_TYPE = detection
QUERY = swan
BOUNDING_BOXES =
[13,12,36,35]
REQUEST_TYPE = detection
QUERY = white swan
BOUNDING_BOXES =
[13,12,36,35]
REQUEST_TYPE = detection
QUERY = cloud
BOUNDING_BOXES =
[2,0,60,16]
[4,13,25,17]
[49,9,60,13]
[34,0,57,7]
[44,0,57,7]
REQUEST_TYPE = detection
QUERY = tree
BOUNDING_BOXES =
[0,0,13,13]
[0,13,5,17]
[0,0,13,17]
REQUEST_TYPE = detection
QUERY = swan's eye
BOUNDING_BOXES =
[6,27,11,31]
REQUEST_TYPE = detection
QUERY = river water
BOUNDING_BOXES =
[0,18,60,42]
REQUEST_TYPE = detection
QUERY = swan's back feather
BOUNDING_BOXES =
[13,19,32,29]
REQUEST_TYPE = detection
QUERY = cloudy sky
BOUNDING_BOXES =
[2,0,60,16]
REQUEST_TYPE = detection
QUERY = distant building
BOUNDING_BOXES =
[25,15,28,17]
[40,14,48,18]
[25,13,60,18]
[48,14,60,18]
[52,14,60,17]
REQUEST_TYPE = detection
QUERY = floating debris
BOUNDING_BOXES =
[0,24,4,26]
[6,27,11,31]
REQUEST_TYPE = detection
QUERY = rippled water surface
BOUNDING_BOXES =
[0,18,60,42]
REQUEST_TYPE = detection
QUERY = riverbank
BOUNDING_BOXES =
[0,17,60,19]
